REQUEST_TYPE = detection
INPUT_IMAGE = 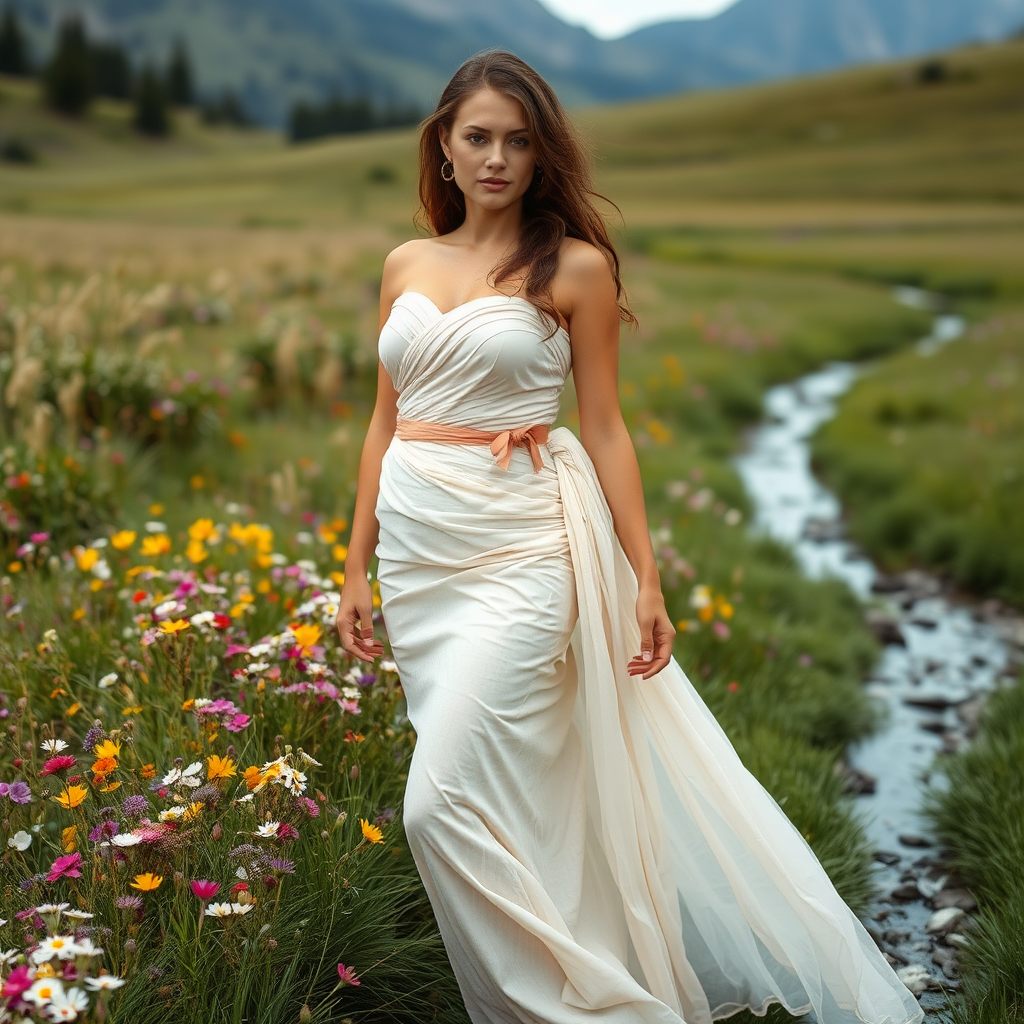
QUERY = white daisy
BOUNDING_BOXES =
[31,935,80,963]
[246,661,270,673]
[97,673,118,689]
[159,807,187,821]
[192,698,212,709]
[231,902,254,915]
[190,611,215,626]
[247,643,272,658]
[153,599,180,619]
[110,833,142,847]
[204,902,235,918]
[34,903,69,916]
[70,937,103,958]
[255,821,280,838]
[0,947,19,966]
[160,767,182,786]
[46,985,89,1020]
[40,738,69,754]
[23,976,65,1008]
[84,973,126,991]
[62,910,94,921]
[380,659,397,673]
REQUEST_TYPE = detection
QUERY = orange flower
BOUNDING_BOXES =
[130,872,163,891]
[110,530,137,551]
[289,623,321,655]
[141,763,157,779]
[92,756,118,774]
[360,818,384,844]
[159,619,190,635]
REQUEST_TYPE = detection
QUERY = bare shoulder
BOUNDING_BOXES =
[380,237,440,303]
[554,237,617,314]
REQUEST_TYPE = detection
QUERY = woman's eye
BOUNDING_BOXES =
[467,134,486,144]
[510,137,528,147]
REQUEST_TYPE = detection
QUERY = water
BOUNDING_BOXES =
[733,292,1022,1006]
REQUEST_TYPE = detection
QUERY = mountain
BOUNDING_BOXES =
[8,0,1024,126]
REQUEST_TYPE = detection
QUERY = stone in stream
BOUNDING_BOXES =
[926,907,966,934]
[896,965,932,996]
[834,760,876,794]
[945,933,970,949]
[902,693,969,711]
[870,573,906,594]
[874,850,902,866]
[898,833,934,848]
[890,882,922,901]
[931,946,961,979]
[932,889,978,912]
[865,609,906,646]
[918,718,947,734]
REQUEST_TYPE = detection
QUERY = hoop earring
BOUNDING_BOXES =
[440,159,455,182]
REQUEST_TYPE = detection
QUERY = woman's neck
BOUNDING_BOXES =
[454,196,524,250]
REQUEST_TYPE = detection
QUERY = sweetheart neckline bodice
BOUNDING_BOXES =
[389,290,570,341]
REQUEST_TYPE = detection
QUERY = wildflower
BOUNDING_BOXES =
[204,902,235,918]
[53,784,89,810]
[23,976,66,1008]
[98,672,118,689]
[111,833,142,847]
[712,621,730,640]
[190,879,220,900]
[41,738,69,754]
[62,825,77,852]
[93,739,121,760]
[88,820,119,843]
[336,963,361,987]
[110,530,137,550]
[62,909,94,921]
[75,548,99,572]
[70,936,102,958]
[47,852,83,882]
[289,622,322,655]
[277,822,299,842]
[8,830,31,850]
[92,756,118,775]
[31,935,80,963]
[140,534,171,556]
[46,985,90,1019]
[256,821,280,838]
[727,681,741,693]
[84,973,126,991]
[360,818,384,844]
[1,963,33,998]
[207,754,236,780]
[4,780,32,804]
[159,618,190,635]
[269,858,296,874]
[122,794,149,817]
[115,895,143,912]
[231,901,254,915]
[186,539,208,563]
[130,872,163,891]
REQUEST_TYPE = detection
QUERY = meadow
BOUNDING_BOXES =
[2,34,1024,1023]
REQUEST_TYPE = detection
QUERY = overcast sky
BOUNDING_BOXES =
[537,0,740,38]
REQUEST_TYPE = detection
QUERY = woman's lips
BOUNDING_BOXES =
[479,178,510,191]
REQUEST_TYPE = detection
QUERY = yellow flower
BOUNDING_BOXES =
[149,503,165,515]
[159,619,190,634]
[121,705,144,715]
[53,784,89,809]
[207,754,237,780]
[329,571,345,587]
[140,534,171,557]
[34,963,58,980]
[71,608,86,621]
[717,600,734,620]
[62,825,77,852]
[318,526,337,544]
[183,801,203,821]
[89,579,104,592]
[332,544,348,562]
[92,756,118,774]
[141,763,156,779]
[256,578,272,594]
[185,539,208,564]
[75,548,99,571]
[190,475,205,490]
[697,604,715,623]
[189,518,215,541]
[125,565,161,579]
[130,872,163,891]
[65,702,81,717]
[100,780,122,792]
[7,560,22,572]
[289,623,321,655]
[242,765,264,790]
[94,739,121,760]
[110,530,137,551]
[360,818,384,844]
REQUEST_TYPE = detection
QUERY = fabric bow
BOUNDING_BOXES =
[490,426,546,473]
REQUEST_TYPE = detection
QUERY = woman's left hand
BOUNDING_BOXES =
[628,586,676,680]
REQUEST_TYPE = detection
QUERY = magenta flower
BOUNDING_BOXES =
[277,822,299,843]
[5,780,32,804]
[30,532,50,544]
[336,963,361,987]
[190,879,220,900]
[47,851,83,882]
[40,755,77,776]
[225,713,250,732]
[1,963,33,998]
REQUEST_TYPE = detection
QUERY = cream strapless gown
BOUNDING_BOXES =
[374,292,923,1024]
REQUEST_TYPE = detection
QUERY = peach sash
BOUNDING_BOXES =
[395,414,551,473]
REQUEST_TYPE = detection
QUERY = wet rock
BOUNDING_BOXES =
[924,659,943,674]
[931,946,960,979]
[882,929,911,945]
[898,833,933,848]
[871,574,906,594]
[866,609,906,646]
[932,889,977,912]
[874,850,901,867]
[835,761,876,795]
[926,907,965,934]
[903,693,968,711]
[918,718,947,734]
[956,696,986,737]
[890,883,921,901]
[803,517,845,542]
[945,933,970,949]
[909,616,938,630]
[896,965,931,996]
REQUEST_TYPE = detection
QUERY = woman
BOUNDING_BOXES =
[335,51,923,1024]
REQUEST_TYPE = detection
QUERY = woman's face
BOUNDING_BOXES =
[439,87,536,211]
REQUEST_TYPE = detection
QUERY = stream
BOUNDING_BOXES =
[733,289,1024,1012]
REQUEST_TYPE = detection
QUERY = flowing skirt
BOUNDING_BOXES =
[374,429,923,1024]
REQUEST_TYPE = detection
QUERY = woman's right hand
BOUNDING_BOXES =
[336,574,385,663]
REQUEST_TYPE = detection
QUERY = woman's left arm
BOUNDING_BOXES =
[558,243,676,680]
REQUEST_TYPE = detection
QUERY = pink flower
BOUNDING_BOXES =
[30,532,50,544]
[1,963,33,998]
[336,963,361,987]
[40,755,77,776]
[190,879,220,900]
[225,713,251,732]
[277,822,299,842]
[47,851,83,882]
[712,621,730,640]
[224,644,250,658]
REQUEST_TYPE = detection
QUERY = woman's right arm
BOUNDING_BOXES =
[335,247,408,662]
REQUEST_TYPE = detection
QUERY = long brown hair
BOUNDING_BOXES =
[416,50,637,332]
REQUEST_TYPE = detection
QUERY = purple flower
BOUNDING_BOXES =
[115,895,144,911]
[88,820,119,843]
[357,673,376,687]
[122,794,149,816]
[7,781,32,804]
[268,858,295,874]
[82,724,105,753]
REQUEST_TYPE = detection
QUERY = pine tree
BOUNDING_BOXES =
[165,37,194,106]
[133,63,171,136]
[44,14,94,116]
[91,41,133,99]
[0,6,31,76]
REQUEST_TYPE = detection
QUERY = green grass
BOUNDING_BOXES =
[811,304,1024,607]
[924,671,1024,1024]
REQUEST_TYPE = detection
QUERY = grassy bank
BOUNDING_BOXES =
[810,303,1024,608]
[924,670,1024,1024]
